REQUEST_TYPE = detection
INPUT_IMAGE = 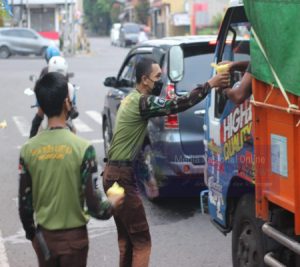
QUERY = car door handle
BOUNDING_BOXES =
[194,109,206,116]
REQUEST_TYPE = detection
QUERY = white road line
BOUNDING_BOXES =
[90,139,104,144]
[12,116,30,137]
[0,230,10,267]
[85,110,102,125]
[72,118,93,133]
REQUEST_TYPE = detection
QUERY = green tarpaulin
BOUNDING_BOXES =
[244,0,300,97]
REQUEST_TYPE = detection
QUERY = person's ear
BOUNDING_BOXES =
[64,97,72,112]
[141,75,148,85]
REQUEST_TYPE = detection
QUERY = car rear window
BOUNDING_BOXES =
[175,43,215,93]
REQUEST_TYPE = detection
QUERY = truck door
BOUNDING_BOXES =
[205,5,252,229]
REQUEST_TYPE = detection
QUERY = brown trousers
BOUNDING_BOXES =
[103,165,151,267]
[32,226,88,267]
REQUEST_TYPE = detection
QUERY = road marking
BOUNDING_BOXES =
[87,218,116,239]
[72,118,93,132]
[86,110,102,125]
[12,116,29,137]
[91,139,104,144]
[0,230,10,267]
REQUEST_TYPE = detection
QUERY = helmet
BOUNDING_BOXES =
[48,56,68,76]
[45,46,60,63]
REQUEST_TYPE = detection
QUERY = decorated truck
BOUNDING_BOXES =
[205,1,300,266]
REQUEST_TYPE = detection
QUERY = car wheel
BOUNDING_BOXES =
[232,194,266,267]
[141,144,160,201]
[0,46,10,59]
[103,119,112,157]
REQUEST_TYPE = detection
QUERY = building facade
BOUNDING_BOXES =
[112,0,228,39]
[7,0,85,53]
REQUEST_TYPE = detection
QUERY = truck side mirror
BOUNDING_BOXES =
[168,46,184,83]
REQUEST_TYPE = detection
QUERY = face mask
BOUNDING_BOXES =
[69,106,79,119]
[151,79,163,96]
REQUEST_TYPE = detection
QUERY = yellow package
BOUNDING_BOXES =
[107,182,125,197]
[211,63,229,73]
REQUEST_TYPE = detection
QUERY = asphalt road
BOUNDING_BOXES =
[0,37,232,267]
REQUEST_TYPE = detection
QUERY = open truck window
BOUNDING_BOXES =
[214,7,250,118]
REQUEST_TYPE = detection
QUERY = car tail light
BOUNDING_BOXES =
[164,84,179,129]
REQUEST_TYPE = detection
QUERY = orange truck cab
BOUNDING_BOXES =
[205,1,300,266]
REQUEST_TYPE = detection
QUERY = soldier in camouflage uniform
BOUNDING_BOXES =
[19,72,124,267]
[103,57,230,267]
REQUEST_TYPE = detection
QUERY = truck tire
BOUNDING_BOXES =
[232,194,266,267]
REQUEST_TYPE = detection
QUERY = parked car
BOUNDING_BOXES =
[102,35,217,199]
[110,23,121,46]
[119,23,140,47]
[0,27,54,59]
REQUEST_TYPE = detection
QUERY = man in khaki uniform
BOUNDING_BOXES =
[19,72,123,267]
[103,57,230,267]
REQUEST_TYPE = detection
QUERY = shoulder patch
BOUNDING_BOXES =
[153,97,166,107]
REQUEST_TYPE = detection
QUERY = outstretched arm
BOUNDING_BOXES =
[139,72,230,119]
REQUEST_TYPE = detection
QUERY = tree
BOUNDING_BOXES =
[84,0,114,35]
[0,6,9,27]
[135,0,149,25]
[110,2,122,24]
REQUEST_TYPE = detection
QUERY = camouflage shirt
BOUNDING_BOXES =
[19,129,112,241]
[108,82,211,161]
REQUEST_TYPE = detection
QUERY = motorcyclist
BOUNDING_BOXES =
[29,56,79,137]
[40,46,61,78]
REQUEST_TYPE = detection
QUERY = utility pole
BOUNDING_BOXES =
[64,0,68,55]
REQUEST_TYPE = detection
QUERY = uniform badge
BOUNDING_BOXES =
[153,97,166,107]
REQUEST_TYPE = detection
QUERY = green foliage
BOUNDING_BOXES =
[197,27,219,35]
[84,0,124,34]
[110,3,122,24]
[135,0,149,25]
[0,4,9,27]
[97,0,114,13]
[211,12,223,28]
[83,0,111,34]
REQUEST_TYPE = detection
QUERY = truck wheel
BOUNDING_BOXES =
[103,119,111,157]
[232,194,266,267]
[0,46,10,59]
